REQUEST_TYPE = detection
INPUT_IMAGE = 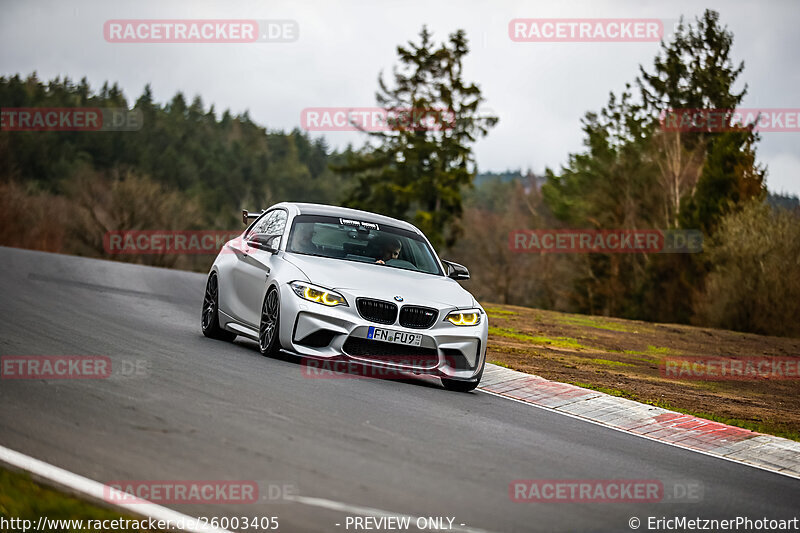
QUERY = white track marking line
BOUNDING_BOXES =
[477,389,800,481]
[0,445,232,533]
[285,495,494,533]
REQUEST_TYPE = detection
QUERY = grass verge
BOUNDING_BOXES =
[483,302,800,442]
[0,467,158,531]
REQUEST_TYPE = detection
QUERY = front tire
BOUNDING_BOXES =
[259,286,281,357]
[441,378,480,392]
[202,273,237,342]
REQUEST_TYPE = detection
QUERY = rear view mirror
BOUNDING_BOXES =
[242,209,263,225]
[442,260,470,280]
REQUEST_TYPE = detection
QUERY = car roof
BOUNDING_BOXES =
[273,202,421,234]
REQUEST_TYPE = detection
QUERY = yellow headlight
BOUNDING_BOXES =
[321,292,343,306]
[446,312,480,326]
[292,282,347,307]
[303,287,321,302]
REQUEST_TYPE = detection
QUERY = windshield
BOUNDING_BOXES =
[286,214,443,276]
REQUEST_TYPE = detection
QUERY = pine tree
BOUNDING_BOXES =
[334,26,497,249]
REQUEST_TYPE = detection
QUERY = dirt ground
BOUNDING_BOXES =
[481,303,800,440]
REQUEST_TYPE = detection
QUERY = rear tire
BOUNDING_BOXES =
[259,286,281,357]
[202,273,237,342]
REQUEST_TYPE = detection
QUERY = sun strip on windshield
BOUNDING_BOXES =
[339,218,379,231]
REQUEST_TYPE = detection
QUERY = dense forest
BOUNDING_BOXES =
[0,74,352,220]
[0,73,356,270]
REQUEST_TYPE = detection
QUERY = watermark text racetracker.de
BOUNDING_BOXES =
[301,358,464,379]
[104,479,297,504]
[1,108,142,131]
[660,108,800,133]
[104,230,242,255]
[661,357,800,381]
[1,356,149,379]
[104,480,260,504]
[510,479,703,503]
[509,229,703,253]
[509,18,664,42]
[301,107,456,132]
[104,19,298,43]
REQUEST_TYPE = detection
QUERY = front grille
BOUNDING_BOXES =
[399,306,438,329]
[356,298,397,325]
[343,337,439,368]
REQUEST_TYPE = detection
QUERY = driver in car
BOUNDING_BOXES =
[375,237,402,264]
[292,224,321,255]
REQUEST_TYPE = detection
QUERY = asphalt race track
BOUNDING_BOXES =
[1,246,798,532]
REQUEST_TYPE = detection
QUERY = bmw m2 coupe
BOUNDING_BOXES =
[201,203,487,391]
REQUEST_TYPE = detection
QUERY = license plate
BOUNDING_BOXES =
[367,326,422,347]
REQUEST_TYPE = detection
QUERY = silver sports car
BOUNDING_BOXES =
[202,202,487,391]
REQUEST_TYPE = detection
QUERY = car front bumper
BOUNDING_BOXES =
[277,284,487,382]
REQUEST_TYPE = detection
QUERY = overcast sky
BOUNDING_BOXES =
[2,0,798,195]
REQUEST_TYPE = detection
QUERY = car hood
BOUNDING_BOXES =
[283,253,475,308]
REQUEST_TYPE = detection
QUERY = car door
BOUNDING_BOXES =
[228,209,287,328]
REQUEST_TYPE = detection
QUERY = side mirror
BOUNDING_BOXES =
[242,209,263,225]
[248,234,280,254]
[442,259,470,280]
